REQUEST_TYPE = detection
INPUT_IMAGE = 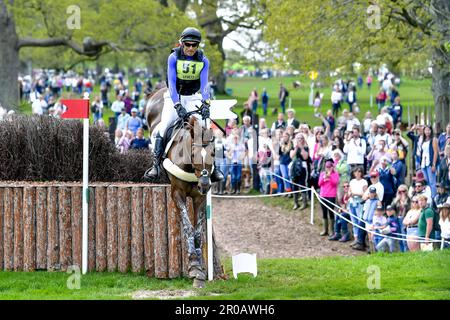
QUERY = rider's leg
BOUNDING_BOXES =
[144,98,178,181]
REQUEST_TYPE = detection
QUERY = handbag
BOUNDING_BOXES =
[420,243,433,251]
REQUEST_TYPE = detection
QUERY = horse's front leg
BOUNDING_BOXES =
[193,195,206,267]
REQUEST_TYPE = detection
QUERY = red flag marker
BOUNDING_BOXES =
[60,99,90,119]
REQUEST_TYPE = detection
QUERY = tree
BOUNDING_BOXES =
[264,0,450,129]
[0,0,196,109]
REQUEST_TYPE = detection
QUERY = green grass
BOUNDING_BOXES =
[1,250,448,300]
[224,76,434,128]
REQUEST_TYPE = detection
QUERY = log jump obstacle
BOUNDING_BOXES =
[0,182,205,278]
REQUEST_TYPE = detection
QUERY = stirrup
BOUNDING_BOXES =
[144,166,160,182]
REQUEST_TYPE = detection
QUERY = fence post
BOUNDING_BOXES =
[310,187,314,225]
[408,105,411,128]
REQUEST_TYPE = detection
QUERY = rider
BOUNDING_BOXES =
[145,27,224,182]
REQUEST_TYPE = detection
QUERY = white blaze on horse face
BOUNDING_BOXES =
[201,148,207,165]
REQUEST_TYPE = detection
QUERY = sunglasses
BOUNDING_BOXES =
[183,42,199,48]
[399,190,406,193]
[412,200,418,203]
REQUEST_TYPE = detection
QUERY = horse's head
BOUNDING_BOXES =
[189,117,215,195]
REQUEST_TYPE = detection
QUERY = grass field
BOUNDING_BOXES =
[224,75,434,128]
[0,250,448,300]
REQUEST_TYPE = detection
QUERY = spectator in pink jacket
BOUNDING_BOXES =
[318,158,340,237]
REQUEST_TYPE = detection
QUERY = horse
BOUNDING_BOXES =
[145,88,217,288]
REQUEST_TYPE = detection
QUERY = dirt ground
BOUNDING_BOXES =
[212,197,363,259]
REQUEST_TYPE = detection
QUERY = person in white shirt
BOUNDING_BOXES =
[116,107,130,133]
[408,177,432,206]
[382,77,392,93]
[32,95,47,115]
[438,203,450,248]
[111,95,125,118]
[363,170,385,202]
[346,112,361,132]
[374,124,393,148]
[363,112,373,135]
[286,109,300,129]
[343,126,366,171]
[349,167,368,243]
[331,86,342,117]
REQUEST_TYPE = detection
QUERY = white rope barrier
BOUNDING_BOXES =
[212,189,307,199]
[315,193,449,244]
[312,188,449,245]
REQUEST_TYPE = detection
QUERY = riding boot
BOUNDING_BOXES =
[144,133,164,182]
[300,192,308,210]
[293,193,300,210]
[217,181,223,195]
[210,166,224,182]
[329,218,336,237]
[237,181,241,194]
[320,219,329,236]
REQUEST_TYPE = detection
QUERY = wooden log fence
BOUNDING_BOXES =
[0,183,203,278]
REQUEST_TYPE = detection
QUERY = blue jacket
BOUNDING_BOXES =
[385,215,400,235]
[378,167,396,194]
[392,160,405,186]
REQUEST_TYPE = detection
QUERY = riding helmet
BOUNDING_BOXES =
[180,27,202,43]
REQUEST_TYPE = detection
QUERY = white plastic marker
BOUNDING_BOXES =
[209,99,238,120]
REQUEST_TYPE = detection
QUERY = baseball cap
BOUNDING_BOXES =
[369,186,377,193]
[376,204,384,210]
[131,107,138,113]
[370,170,379,177]
[412,170,425,182]
[380,156,391,163]
[386,205,395,211]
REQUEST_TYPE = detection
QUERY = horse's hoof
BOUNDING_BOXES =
[193,278,205,289]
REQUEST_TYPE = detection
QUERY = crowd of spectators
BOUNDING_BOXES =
[213,72,450,253]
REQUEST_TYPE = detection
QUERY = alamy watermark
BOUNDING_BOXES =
[66,5,81,30]
[367,265,381,290]
[67,265,81,290]
[366,4,381,30]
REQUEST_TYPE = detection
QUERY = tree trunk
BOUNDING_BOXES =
[431,46,450,132]
[0,6,20,110]
[213,45,227,94]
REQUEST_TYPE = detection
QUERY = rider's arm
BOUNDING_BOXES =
[200,56,210,101]
[167,53,180,104]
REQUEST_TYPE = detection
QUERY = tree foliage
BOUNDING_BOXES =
[263,0,446,74]
[11,0,209,71]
